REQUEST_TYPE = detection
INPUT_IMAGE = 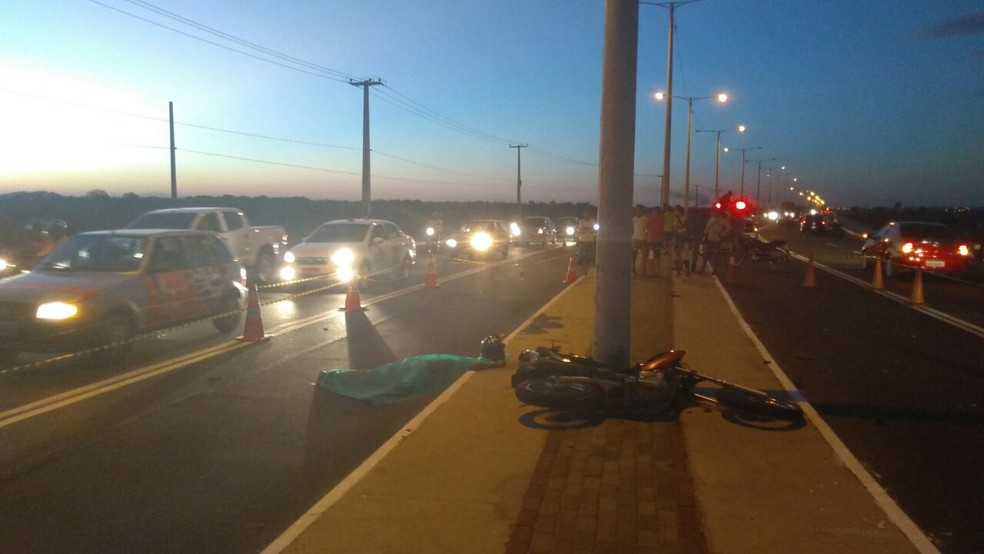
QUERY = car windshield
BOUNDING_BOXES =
[127,212,197,229]
[307,223,369,243]
[37,235,147,272]
[524,218,547,227]
[901,223,953,241]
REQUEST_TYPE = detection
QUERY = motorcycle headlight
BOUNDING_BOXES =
[279,265,297,281]
[425,227,435,237]
[37,301,79,320]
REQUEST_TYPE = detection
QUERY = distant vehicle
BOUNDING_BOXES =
[0,219,69,279]
[278,218,416,284]
[800,213,842,235]
[126,207,287,284]
[0,229,247,366]
[860,221,973,276]
[444,219,512,259]
[514,216,557,246]
[556,217,578,245]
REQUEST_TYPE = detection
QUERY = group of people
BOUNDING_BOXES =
[574,197,745,277]
[632,204,691,276]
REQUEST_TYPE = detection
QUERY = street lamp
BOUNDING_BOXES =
[736,146,763,196]
[654,91,729,211]
[695,124,745,202]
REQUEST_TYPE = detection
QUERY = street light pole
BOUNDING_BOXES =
[749,157,774,209]
[695,124,745,201]
[655,93,728,212]
[737,146,762,196]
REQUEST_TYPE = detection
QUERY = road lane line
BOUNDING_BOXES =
[713,276,940,554]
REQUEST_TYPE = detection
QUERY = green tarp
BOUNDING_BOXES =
[316,354,498,406]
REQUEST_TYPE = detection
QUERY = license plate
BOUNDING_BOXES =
[926,260,945,268]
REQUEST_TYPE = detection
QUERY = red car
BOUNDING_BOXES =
[860,221,972,276]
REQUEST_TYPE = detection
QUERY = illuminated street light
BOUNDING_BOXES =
[654,91,729,211]
[694,124,745,201]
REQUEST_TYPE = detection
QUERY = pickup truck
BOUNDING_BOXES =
[126,207,287,283]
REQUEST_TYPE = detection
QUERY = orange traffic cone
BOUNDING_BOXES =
[238,284,271,342]
[563,255,577,284]
[910,267,925,305]
[424,253,438,288]
[871,257,884,290]
[339,281,367,312]
[803,253,817,287]
[645,250,658,277]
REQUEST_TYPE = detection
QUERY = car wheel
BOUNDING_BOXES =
[213,293,243,333]
[394,255,412,280]
[94,312,136,361]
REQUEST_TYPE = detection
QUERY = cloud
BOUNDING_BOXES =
[923,11,984,37]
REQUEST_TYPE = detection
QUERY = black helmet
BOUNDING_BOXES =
[480,335,505,362]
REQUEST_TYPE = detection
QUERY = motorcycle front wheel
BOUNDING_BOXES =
[715,388,803,421]
[515,379,604,413]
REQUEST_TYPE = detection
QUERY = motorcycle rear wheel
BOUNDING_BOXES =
[515,379,604,412]
[715,388,803,421]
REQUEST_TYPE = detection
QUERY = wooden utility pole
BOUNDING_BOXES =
[169,101,176,200]
[509,144,527,218]
[350,79,383,217]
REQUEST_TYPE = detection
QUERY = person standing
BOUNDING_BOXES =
[631,205,647,275]
[702,210,732,275]
[644,206,663,276]
[670,205,690,276]
[576,207,597,272]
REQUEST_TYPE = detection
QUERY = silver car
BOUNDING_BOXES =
[0,230,247,366]
[279,219,417,284]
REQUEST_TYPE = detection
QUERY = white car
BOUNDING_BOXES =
[279,219,416,284]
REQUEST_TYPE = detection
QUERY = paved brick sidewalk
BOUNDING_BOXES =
[506,417,707,554]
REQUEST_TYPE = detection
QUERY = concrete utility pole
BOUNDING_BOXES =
[595,0,638,369]
[509,144,527,218]
[653,0,700,208]
[169,102,176,200]
[350,79,383,217]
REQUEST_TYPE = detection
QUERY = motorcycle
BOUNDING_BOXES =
[513,346,803,421]
[730,234,789,268]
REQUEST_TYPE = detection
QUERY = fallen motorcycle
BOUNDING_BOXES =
[730,234,789,268]
[513,347,803,421]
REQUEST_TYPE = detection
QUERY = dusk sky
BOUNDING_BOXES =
[2,1,982,208]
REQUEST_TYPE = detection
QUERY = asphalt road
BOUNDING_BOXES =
[0,244,573,553]
[723,223,984,554]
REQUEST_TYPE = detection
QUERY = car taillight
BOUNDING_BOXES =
[958,244,970,256]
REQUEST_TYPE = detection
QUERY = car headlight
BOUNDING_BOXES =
[565,226,575,236]
[958,245,970,256]
[445,238,458,248]
[283,251,295,263]
[330,248,355,268]
[0,258,9,271]
[470,232,494,252]
[509,222,521,237]
[37,301,79,320]
[425,226,436,237]
[279,265,297,281]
